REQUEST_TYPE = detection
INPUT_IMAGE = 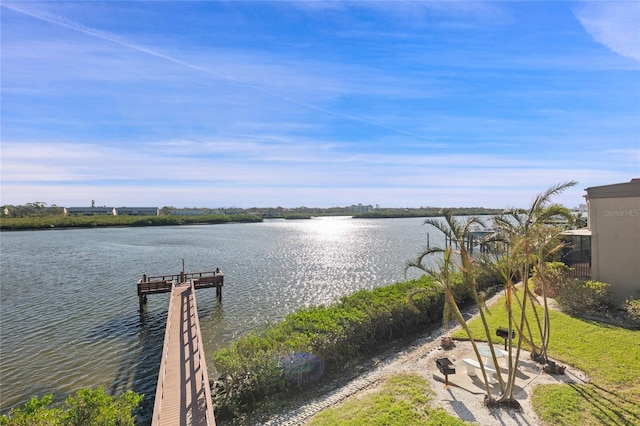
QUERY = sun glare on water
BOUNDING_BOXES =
[305,216,355,242]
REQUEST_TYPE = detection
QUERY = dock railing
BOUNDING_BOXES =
[189,280,216,425]
[151,279,177,425]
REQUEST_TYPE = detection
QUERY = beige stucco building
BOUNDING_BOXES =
[564,179,640,303]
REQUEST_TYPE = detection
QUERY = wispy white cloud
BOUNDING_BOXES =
[1,138,633,188]
[574,1,640,62]
[2,1,440,143]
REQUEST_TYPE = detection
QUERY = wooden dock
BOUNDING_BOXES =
[138,271,222,426]
[138,271,223,311]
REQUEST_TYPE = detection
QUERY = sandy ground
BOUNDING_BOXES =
[424,340,589,425]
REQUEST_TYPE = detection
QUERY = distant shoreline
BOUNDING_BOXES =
[0,214,263,232]
[0,209,508,231]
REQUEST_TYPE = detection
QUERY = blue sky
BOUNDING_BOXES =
[1,1,638,209]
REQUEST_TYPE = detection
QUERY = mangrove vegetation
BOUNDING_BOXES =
[0,214,262,231]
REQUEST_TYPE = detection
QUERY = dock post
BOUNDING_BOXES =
[139,294,147,312]
[216,285,222,301]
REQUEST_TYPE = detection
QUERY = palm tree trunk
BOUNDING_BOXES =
[497,282,516,402]
[448,292,495,401]
[472,286,505,392]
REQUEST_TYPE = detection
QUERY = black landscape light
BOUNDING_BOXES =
[496,327,516,350]
[436,357,456,387]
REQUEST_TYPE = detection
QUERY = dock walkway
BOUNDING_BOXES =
[150,279,216,426]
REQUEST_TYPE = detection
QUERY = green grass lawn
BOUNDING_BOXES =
[308,373,467,426]
[452,290,640,425]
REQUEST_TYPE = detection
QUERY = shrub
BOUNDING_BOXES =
[0,389,142,426]
[474,255,509,292]
[556,279,613,315]
[623,292,640,327]
[532,262,570,298]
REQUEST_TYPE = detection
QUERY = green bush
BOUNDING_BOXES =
[556,279,613,315]
[211,276,468,419]
[532,262,570,298]
[0,388,142,426]
[473,255,505,291]
[623,292,640,327]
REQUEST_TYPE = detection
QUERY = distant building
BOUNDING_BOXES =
[116,207,159,216]
[349,203,373,213]
[561,178,640,303]
[66,207,117,216]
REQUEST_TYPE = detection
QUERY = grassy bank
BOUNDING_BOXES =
[0,214,262,231]
[211,276,474,420]
[452,292,640,425]
[309,373,466,426]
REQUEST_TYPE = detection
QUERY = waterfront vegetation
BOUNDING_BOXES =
[352,207,504,219]
[1,201,509,231]
[0,388,142,426]
[0,214,262,231]
[211,275,478,419]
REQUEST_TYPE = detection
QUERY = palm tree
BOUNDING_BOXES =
[407,211,504,400]
[492,182,576,366]
[408,183,576,405]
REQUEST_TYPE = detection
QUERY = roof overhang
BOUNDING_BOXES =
[560,228,592,236]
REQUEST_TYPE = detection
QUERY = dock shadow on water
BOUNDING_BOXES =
[88,309,166,425]
[128,312,166,424]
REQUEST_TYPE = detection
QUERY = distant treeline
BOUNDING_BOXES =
[0,214,262,231]
[0,202,508,230]
[353,207,505,218]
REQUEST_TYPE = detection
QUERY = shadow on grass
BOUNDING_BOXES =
[569,383,640,426]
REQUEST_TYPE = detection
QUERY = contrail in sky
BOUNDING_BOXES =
[2,2,436,142]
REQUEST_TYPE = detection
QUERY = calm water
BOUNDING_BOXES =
[0,217,445,421]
